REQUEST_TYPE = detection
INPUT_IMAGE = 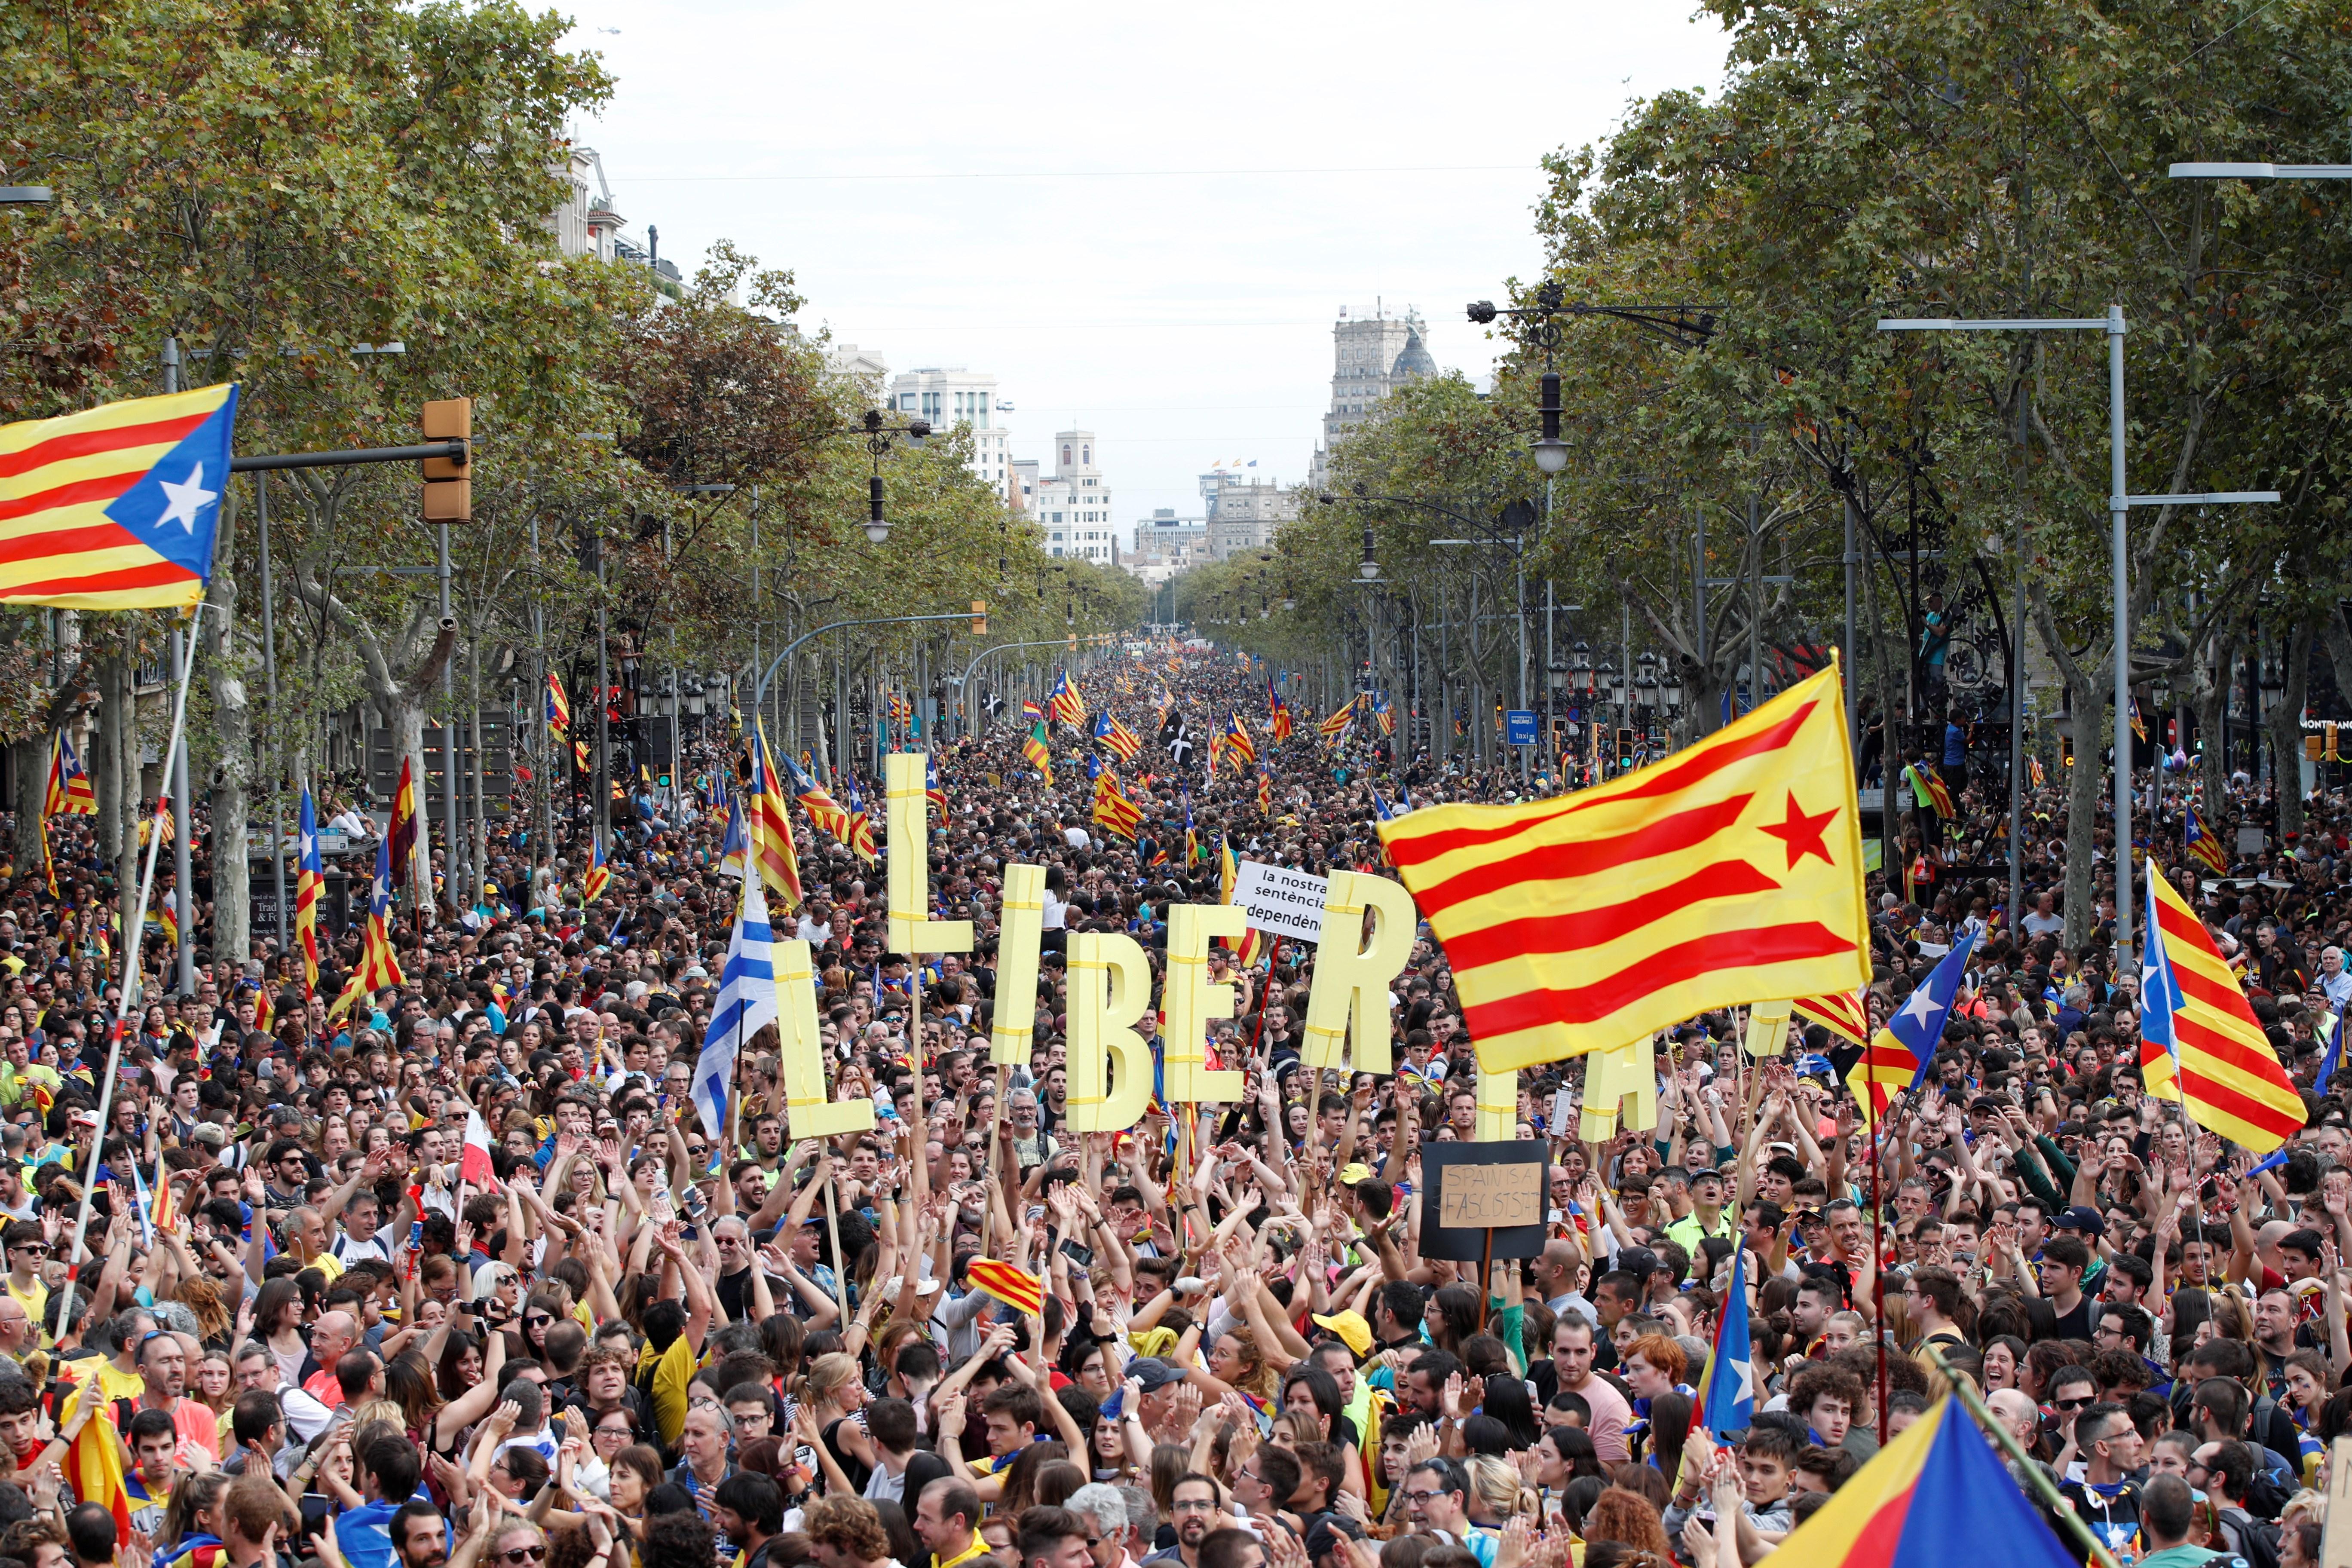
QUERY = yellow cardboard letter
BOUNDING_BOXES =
[990,863,1045,1067]
[1576,1039,1658,1141]
[1065,932,1152,1132]
[884,753,973,958]
[1162,904,1244,1103]
[1299,870,1415,1074]
[776,938,875,1139]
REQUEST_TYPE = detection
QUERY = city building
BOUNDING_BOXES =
[1125,510,1210,586]
[1307,303,1438,489]
[545,143,679,297]
[1032,430,1117,563]
[1201,469,1300,560]
[889,368,1013,493]
[1010,459,1040,516]
[828,344,889,393]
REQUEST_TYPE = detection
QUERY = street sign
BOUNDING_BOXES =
[1505,709,1538,745]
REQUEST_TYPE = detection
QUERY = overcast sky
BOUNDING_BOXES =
[570,3,1732,524]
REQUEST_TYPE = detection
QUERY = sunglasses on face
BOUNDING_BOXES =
[498,1550,547,1565]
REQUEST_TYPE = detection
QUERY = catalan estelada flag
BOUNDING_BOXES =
[842,775,879,864]
[545,672,570,742]
[582,835,611,902]
[1092,768,1143,841]
[1048,671,1087,727]
[1838,931,1974,1128]
[2141,858,2304,1153]
[328,834,404,1023]
[966,1257,1044,1318]
[294,786,322,994]
[157,889,179,948]
[1378,664,1867,1073]
[783,752,851,845]
[925,753,949,816]
[1222,710,1256,767]
[2184,804,2229,876]
[1775,1395,2077,1568]
[1093,711,1142,763]
[1268,677,1292,742]
[0,385,239,609]
[1794,988,1871,1050]
[748,723,804,908]
[44,733,95,817]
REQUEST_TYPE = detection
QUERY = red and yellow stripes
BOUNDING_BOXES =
[2144,861,2303,1152]
[1378,665,1867,1072]
[967,1257,1044,1317]
[1795,989,1871,1048]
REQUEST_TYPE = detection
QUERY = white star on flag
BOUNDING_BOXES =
[156,462,216,534]
[1725,1354,1755,1408]
[1895,985,1944,1032]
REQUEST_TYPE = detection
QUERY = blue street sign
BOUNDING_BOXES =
[1505,709,1538,745]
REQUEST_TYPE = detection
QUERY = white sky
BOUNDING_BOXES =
[570,2,1731,524]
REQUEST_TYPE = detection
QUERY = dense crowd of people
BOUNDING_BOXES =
[0,643,2338,1568]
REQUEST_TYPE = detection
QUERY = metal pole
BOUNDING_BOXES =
[2108,304,2133,960]
[2010,390,2028,934]
[257,473,288,946]
[169,628,194,994]
[160,334,194,993]
[1844,490,1859,743]
[595,537,609,857]
[438,521,459,909]
[1517,547,1530,787]
[530,516,550,859]
[1748,494,1762,719]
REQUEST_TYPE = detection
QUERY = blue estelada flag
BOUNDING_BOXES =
[1691,1245,1753,1441]
[2317,1006,2346,1095]
[693,877,777,1139]
[1839,929,1978,1126]
[0,384,239,609]
[717,794,749,880]
[2141,859,2184,1075]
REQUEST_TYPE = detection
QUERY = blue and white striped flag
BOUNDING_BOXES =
[694,878,778,1139]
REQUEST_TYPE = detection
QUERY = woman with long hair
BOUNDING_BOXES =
[191,1349,235,1424]
[1980,1335,2030,1394]
[802,1351,877,1495]
[996,1442,1072,1517]
[1532,1426,1603,1525]
[606,1444,665,1543]
[252,1277,308,1388]
[1276,1363,1365,1494]
[1185,1323,1280,1408]
[1584,1485,1673,1560]
[1423,1286,1481,1357]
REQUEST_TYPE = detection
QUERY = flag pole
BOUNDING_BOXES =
[1921,1344,2122,1568]
[60,603,206,1336]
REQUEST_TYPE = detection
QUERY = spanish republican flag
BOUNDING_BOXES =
[2141,858,2304,1153]
[1776,1396,2076,1568]
[1378,664,1867,1073]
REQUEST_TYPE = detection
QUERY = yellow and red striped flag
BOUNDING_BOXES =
[1794,989,1871,1049]
[44,733,95,817]
[295,786,323,995]
[2141,859,2304,1153]
[748,722,804,909]
[328,834,405,1023]
[967,1256,1044,1317]
[582,835,611,902]
[545,672,571,742]
[1092,768,1144,841]
[1378,665,1867,1073]
[59,1384,132,1544]
[0,385,239,609]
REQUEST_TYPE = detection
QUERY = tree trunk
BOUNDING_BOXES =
[2060,671,2106,949]
[470,637,489,904]
[2190,634,2232,811]
[10,738,45,879]
[202,524,251,968]
[2266,612,2318,839]
[93,652,121,863]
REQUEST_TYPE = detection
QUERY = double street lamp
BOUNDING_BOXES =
[1469,283,1717,474]
[1877,307,2277,956]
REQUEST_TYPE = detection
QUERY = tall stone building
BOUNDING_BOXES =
[1308,305,1438,490]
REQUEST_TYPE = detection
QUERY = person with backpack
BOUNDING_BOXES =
[2195,1442,2282,1568]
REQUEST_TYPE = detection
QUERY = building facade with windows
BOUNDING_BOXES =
[888,367,1014,495]
[1307,306,1437,489]
[1201,470,1300,559]
[1032,429,1116,563]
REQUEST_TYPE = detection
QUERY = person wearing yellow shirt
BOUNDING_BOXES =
[633,1227,712,1450]
[1,1224,49,1344]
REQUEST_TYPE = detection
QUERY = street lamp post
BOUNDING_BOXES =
[1878,309,2278,957]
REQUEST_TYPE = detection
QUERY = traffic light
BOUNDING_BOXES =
[971,599,988,635]
[422,398,471,521]
[1616,728,1635,771]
